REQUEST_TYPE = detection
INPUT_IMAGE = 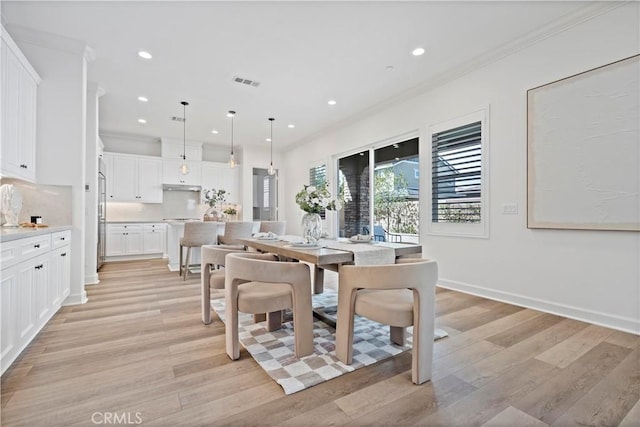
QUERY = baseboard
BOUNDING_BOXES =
[63,290,88,306]
[105,253,163,262]
[438,279,639,335]
[85,273,100,285]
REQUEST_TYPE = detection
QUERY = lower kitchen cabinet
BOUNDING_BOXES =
[106,223,166,259]
[0,228,72,374]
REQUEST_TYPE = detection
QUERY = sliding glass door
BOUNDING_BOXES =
[337,137,419,242]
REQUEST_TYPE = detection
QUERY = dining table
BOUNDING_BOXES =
[237,236,422,294]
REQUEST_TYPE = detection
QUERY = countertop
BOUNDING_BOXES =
[107,220,168,224]
[0,225,73,243]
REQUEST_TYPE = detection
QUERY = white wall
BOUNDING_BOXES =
[9,26,92,305]
[282,4,640,333]
[85,82,103,285]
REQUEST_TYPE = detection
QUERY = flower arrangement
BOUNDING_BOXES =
[202,188,227,207]
[223,207,237,215]
[295,183,341,214]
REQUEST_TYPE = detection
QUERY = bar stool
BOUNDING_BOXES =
[218,221,254,250]
[180,221,220,281]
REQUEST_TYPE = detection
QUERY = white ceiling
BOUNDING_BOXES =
[2,1,590,150]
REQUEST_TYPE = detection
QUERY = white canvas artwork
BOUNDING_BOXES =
[527,55,640,231]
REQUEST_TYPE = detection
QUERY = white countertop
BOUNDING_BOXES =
[0,225,72,243]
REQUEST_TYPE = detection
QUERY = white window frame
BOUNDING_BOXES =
[426,107,490,238]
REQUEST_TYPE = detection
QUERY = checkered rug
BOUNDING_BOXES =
[211,291,448,395]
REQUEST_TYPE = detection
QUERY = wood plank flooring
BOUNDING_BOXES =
[1,259,638,426]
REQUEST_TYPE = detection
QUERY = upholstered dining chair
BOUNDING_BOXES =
[334,258,438,384]
[218,221,254,250]
[224,252,314,360]
[259,221,286,235]
[180,221,221,281]
[201,245,248,325]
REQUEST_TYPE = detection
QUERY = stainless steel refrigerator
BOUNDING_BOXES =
[97,158,106,270]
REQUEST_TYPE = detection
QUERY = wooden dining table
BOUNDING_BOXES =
[237,237,422,294]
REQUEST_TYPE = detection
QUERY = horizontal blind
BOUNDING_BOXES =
[432,121,482,223]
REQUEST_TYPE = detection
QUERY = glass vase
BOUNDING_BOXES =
[302,212,322,243]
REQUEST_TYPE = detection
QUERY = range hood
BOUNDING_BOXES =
[162,184,202,192]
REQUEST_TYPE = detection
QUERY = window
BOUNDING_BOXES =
[428,108,488,238]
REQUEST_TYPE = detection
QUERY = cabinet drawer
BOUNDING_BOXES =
[51,230,71,249]
[19,235,51,261]
[143,223,165,231]
[107,224,143,233]
[1,239,21,270]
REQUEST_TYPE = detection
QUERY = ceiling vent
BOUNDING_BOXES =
[171,116,185,122]
[232,76,261,87]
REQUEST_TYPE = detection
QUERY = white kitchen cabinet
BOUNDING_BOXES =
[104,153,162,203]
[50,231,71,308]
[0,229,72,374]
[201,162,240,204]
[0,266,18,365]
[162,159,202,186]
[160,138,203,161]
[106,224,144,256]
[143,223,165,254]
[1,26,41,183]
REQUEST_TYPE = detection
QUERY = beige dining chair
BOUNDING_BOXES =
[218,221,254,250]
[334,258,438,384]
[180,221,221,281]
[259,221,286,235]
[224,252,314,360]
[201,245,248,324]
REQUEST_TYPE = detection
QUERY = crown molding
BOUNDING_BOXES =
[5,24,95,62]
[286,1,628,150]
[99,130,160,144]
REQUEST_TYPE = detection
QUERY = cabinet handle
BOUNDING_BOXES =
[35,264,43,269]
[61,253,67,257]
[34,244,40,248]
[61,237,65,240]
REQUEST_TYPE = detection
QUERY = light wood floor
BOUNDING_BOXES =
[1,259,638,426]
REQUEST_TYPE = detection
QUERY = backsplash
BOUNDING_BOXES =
[0,178,72,226]
[106,190,209,221]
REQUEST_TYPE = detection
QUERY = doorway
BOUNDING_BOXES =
[252,168,278,220]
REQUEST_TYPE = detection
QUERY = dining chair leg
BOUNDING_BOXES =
[253,313,266,323]
[390,326,407,346]
[183,247,191,281]
[266,310,283,332]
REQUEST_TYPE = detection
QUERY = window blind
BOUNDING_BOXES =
[432,121,482,223]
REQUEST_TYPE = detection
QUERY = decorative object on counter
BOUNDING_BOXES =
[228,110,237,169]
[267,117,276,175]
[202,188,227,221]
[30,215,42,224]
[223,206,238,221]
[295,182,341,243]
[179,100,190,175]
[0,184,23,228]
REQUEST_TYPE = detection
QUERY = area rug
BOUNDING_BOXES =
[211,291,448,395]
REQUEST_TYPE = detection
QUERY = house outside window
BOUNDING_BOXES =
[427,108,489,238]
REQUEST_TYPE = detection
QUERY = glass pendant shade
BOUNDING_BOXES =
[179,101,190,175]
[229,153,237,169]
[267,163,275,176]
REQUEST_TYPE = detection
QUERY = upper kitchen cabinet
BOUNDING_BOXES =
[1,26,41,183]
[162,159,202,186]
[201,162,240,204]
[103,152,162,203]
[160,138,202,161]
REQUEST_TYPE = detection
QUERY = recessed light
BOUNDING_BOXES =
[385,65,395,71]
[226,112,235,118]
[211,130,219,134]
[288,124,295,128]
[328,100,337,106]
[412,47,425,56]
[137,96,148,102]
[138,50,152,59]
[138,118,147,124]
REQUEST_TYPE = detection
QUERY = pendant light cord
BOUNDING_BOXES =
[181,101,189,161]
[269,117,274,166]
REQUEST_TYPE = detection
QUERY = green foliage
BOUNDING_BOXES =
[374,169,417,234]
[437,203,481,223]
[202,188,227,207]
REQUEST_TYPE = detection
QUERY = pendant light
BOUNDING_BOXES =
[267,117,275,175]
[179,101,190,175]
[228,110,237,169]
